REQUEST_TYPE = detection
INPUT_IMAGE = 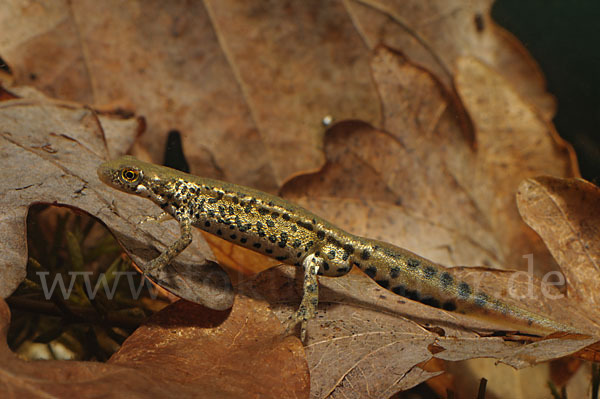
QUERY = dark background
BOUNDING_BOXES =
[493,0,600,183]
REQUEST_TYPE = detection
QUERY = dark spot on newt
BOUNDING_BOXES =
[375,279,390,289]
[423,266,436,279]
[440,272,453,288]
[420,296,440,308]
[474,292,489,307]
[364,266,377,278]
[458,282,472,299]
[297,220,313,231]
[326,236,341,247]
[392,285,406,296]
[405,290,420,301]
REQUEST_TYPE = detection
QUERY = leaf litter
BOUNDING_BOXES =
[0,1,599,398]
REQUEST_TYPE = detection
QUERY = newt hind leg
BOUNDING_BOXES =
[285,253,322,341]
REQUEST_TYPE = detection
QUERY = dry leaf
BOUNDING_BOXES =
[271,48,597,395]
[344,0,556,119]
[238,265,597,398]
[0,96,233,310]
[282,48,576,275]
[517,177,600,321]
[0,297,309,399]
[1,1,598,398]
[0,0,556,186]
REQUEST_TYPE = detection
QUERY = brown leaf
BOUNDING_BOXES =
[0,96,233,310]
[344,0,556,120]
[201,231,279,279]
[273,49,597,394]
[239,265,597,397]
[283,49,577,273]
[454,56,578,272]
[0,297,309,399]
[111,299,309,399]
[1,1,595,396]
[0,0,557,187]
[517,177,600,319]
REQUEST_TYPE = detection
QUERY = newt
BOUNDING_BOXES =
[98,156,576,340]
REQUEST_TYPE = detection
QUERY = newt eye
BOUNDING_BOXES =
[121,168,140,183]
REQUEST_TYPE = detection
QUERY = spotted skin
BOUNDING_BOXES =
[98,156,576,339]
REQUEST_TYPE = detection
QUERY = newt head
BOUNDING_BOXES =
[97,155,176,199]
[97,155,147,194]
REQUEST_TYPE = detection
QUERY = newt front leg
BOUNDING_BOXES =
[145,218,192,278]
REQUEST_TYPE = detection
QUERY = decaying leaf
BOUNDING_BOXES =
[1,1,599,398]
[0,0,556,186]
[517,177,600,320]
[269,47,597,396]
[0,97,233,310]
[283,48,576,276]
[238,265,597,397]
[0,296,309,399]
[344,0,557,120]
